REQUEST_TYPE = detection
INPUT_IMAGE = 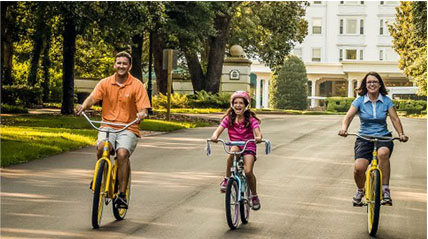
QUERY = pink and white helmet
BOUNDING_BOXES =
[230,91,251,107]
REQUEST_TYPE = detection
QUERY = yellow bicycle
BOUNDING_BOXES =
[347,133,400,237]
[82,112,138,229]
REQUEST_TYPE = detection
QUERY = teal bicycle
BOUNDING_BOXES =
[206,138,271,229]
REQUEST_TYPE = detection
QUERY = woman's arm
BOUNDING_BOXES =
[339,105,358,136]
[388,107,409,142]
[210,125,225,142]
[254,127,262,143]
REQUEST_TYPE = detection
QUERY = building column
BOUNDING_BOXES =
[309,79,317,108]
[331,81,336,96]
[348,79,354,97]
[256,78,261,109]
[262,79,269,108]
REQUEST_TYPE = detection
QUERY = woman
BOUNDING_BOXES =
[339,72,408,206]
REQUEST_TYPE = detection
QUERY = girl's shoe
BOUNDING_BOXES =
[251,195,261,210]
[220,177,228,193]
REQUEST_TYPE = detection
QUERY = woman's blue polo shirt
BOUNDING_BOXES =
[352,94,394,136]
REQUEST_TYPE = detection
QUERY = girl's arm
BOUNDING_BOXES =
[388,107,409,142]
[210,125,225,142]
[339,105,358,136]
[254,127,262,143]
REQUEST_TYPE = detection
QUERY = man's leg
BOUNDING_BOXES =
[116,148,130,193]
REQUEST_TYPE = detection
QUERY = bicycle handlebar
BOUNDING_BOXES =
[346,133,400,142]
[205,138,271,156]
[81,111,139,133]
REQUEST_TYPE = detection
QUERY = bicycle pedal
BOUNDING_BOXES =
[353,202,364,207]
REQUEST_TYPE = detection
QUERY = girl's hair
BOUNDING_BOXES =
[222,97,260,128]
[357,72,388,96]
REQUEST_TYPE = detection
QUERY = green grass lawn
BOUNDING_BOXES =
[1,114,211,167]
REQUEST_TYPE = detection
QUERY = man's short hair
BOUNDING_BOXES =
[115,51,132,65]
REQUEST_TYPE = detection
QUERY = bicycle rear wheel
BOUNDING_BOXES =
[113,169,131,220]
[367,169,381,236]
[225,178,239,230]
[240,184,250,224]
[92,160,107,229]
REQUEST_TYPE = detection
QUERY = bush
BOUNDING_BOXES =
[2,84,43,106]
[152,92,190,109]
[1,104,28,113]
[393,99,427,114]
[269,55,308,110]
[187,90,231,109]
[326,97,354,112]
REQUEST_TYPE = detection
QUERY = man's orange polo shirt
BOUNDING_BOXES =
[90,73,151,137]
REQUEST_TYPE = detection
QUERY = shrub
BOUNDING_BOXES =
[2,84,43,106]
[326,97,354,112]
[1,104,28,113]
[187,90,231,109]
[393,99,427,114]
[152,92,189,109]
[269,55,308,110]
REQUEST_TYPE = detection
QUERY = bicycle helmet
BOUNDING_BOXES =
[230,91,251,108]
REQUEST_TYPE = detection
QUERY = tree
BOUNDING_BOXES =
[269,55,308,110]
[389,1,427,96]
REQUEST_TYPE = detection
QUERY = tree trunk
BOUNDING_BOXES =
[1,2,14,86]
[41,28,51,103]
[205,14,232,93]
[183,49,206,92]
[61,18,77,115]
[130,33,143,81]
[28,26,44,86]
[152,32,168,94]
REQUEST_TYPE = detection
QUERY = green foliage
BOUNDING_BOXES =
[1,104,28,114]
[326,97,354,112]
[393,99,427,115]
[153,108,223,114]
[269,55,308,110]
[187,90,231,109]
[2,85,43,106]
[389,1,427,96]
[152,92,190,109]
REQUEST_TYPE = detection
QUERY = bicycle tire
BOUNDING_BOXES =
[240,184,250,224]
[113,169,131,220]
[367,169,381,236]
[92,160,107,229]
[225,178,239,230]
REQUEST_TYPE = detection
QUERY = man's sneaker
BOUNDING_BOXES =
[114,193,128,209]
[251,195,261,210]
[381,188,393,206]
[352,188,365,207]
[220,177,228,193]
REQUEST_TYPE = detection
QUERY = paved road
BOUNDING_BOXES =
[1,115,426,239]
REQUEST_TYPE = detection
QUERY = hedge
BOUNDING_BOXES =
[325,97,354,112]
[2,85,43,107]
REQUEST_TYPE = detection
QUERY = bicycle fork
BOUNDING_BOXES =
[365,150,383,205]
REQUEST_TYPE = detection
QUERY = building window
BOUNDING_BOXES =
[359,50,364,60]
[340,1,344,4]
[293,48,302,59]
[312,18,322,34]
[313,1,322,4]
[380,19,384,35]
[312,48,321,62]
[361,1,364,4]
[339,49,343,61]
[380,1,384,4]
[379,50,384,60]
[346,19,357,34]
[346,49,357,60]
[360,19,364,34]
[339,19,344,34]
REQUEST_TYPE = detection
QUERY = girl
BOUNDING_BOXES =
[210,91,263,210]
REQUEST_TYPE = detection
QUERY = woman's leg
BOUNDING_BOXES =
[378,146,391,185]
[354,158,370,189]
[243,154,256,195]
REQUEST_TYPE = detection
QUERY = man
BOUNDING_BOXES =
[76,51,151,208]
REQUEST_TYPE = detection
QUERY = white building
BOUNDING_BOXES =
[292,0,417,108]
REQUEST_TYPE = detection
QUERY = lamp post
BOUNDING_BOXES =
[147,31,153,115]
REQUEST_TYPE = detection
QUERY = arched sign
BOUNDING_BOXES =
[229,70,240,80]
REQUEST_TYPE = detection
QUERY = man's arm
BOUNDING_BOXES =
[75,96,99,115]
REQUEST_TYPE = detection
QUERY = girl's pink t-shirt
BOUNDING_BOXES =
[220,116,260,153]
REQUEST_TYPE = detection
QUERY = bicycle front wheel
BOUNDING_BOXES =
[240,184,250,224]
[225,178,240,230]
[113,169,131,220]
[367,169,381,236]
[92,160,107,229]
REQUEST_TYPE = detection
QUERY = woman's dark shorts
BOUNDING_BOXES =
[354,136,394,161]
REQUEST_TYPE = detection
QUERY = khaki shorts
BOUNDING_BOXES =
[97,128,138,155]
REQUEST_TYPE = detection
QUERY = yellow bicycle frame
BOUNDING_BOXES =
[365,150,383,202]
[90,141,119,199]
